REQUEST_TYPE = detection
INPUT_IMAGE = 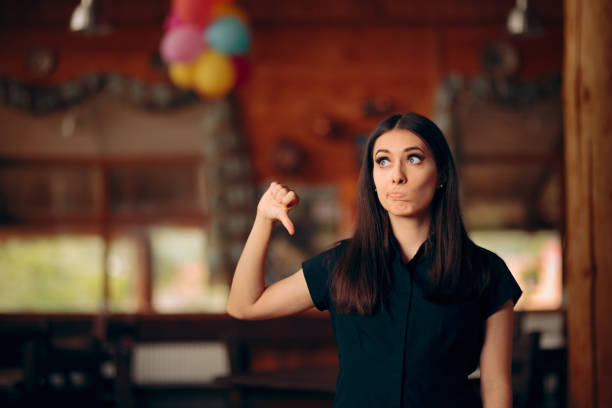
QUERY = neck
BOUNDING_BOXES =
[388,212,431,262]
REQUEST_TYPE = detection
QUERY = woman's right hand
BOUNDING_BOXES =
[228,182,312,320]
[257,182,300,235]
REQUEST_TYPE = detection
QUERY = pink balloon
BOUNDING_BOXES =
[164,13,184,31]
[231,56,250,87]
[160,25,206,63]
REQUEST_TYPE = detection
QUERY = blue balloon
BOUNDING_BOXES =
[204,17,250,55]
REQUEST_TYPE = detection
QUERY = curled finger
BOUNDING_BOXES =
[281,190,298,207]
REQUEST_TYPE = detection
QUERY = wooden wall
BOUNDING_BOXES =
[0,0,563,190]
[237,25,563,184]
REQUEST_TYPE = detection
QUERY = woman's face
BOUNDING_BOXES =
[372,129,439,221]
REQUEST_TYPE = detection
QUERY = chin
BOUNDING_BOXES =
[386,204,429,219]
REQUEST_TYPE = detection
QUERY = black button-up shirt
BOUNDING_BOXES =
[302,238,522,408]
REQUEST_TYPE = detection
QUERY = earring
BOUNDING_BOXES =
[438,184,444,189]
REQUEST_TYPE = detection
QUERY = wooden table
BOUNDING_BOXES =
[217,365,338,408]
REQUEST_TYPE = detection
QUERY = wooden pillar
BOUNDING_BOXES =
[563,0,612,407]
[136,229,153,313]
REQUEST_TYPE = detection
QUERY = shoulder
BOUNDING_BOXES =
[465,242,513,297]
[305,238,351,268]
[469,243,523,317]
[301,238,351,311]
[468,242,508,272]
[329,238,351,256]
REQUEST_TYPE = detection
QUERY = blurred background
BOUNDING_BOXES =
[0,0,608,407]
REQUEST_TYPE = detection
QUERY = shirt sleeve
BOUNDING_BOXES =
[481,251,523,318]
[301,240,347,311]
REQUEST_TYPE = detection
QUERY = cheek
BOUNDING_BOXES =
[415,171,438,196]
[372,169,383,190]
[371,171,386,204]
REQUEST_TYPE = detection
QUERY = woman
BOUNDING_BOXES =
[227,113,522,408]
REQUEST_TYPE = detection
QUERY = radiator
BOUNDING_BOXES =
[131,341,230,385]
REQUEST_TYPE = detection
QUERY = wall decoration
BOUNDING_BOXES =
[476,41,561,106]
[361,96,394,117]
[480,41,520,79]
[0,74,105,114]
[312,114,343,139]
[160,0,252,98]
[199,99,258,286]
[0,73,199,114]
[271,139,306,175]
[25,48,58,76]
[433,72,563,230]
[1,0,254,115]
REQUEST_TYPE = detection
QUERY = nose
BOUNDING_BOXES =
[392,167,406,184]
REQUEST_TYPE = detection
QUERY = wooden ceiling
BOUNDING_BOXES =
[0,0,563,28]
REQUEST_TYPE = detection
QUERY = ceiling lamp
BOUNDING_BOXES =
[70,0,109,33]
[506,0,543,35]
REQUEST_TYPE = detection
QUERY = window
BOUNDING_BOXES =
[0,157,223,314]
[0,227,227,313]
[151,226,227,313]
[108,235,139,313]
[470,230,563,311]
[0,234,104,312]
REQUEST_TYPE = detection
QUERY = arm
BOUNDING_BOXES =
[479,299,514,408]
[226,182,315,320]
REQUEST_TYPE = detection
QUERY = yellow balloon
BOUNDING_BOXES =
[212,3,249,24]
[193,50,236,98]
[168,62,196,89]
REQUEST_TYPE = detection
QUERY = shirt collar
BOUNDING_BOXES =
[388,230,432,267]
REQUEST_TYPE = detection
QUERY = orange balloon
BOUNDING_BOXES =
[212,3,249,24]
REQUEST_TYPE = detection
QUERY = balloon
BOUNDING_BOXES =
[204,17,250,55]
[231,56,250,87]
[164,13,184,31]
[172,0,215,27]
[193,50,236,97]
[212,3,249,24]
[168,62,196,89]
[160,25,206,63]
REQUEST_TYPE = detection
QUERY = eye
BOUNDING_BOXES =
[408,154,423,164]
[375,157,391,167]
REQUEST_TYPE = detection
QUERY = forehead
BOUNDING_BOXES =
[373,129,428,154]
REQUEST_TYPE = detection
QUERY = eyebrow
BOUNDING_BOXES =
[374,147,425,156]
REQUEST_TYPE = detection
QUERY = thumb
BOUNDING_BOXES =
[277,210,295,235]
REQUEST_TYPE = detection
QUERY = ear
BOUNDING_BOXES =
[437,174,447,189]
[438,171,447,186]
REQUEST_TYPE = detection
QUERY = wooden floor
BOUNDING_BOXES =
[0,313,567,408]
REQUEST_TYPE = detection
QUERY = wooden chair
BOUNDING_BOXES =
[511,330,542,408]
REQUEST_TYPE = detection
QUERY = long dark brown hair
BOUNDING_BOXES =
[331,113,489,314]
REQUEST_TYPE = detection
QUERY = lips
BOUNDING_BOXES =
[388,193,407,200]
